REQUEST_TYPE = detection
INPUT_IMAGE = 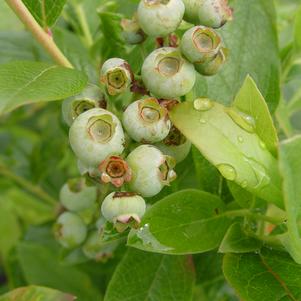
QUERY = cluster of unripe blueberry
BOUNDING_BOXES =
[54,0,232,260]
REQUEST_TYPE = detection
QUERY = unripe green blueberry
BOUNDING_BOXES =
[54,212,87,249]
[137,0,185,37]
[127,145,177,197]
[98,155,132,187]
[155,126,191,162]
[82,231,119,261]
[121,15,146,45]
[100,58,133,96]
[69,108,125,170]
[62,85,106,126]
[60,178,97,212]
[142,47,196,98]
[181,0,201,24]
[123,97,171,143]
[180,26,222,63]
[101,192,146,226]
[194,47,228,76]
[198,0,233,28]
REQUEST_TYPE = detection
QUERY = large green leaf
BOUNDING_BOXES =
[279,135,301,264]
[128,189,232,254]
[233,76,278,156]
[0,61,87,115]
[223,249,301,301]
[194,0,280,111]
[170,100,283,208]
[0,285,75,301]
[294,5,301,53]
[104,248,195,301]
[22,0,67,27]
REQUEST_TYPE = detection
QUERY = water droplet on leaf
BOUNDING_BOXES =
[217,164,237,181]
[237,135,244,143]
[193,98,214,111]
[226,108,255,133]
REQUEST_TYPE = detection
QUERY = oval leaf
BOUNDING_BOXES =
[128,189,232,254]
[170,101,283,208]
[0,61,87,115]
[104,248,195,301]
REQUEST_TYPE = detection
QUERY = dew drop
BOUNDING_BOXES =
[226,108,255,133]
[193,98,214,111]
[217,164,237,181]
[199,118,207,124]
[237,135,244,143]
[259,140,266,150]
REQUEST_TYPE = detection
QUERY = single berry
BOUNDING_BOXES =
[155,126,191,162]
[194,47,228,76]
[69,108,125,170]
[198,0,233,28]
[121,15,146,45]
[54,212,87,249]
[123,97,171,143]
[180,26,222,64]
[82,231,119,261]
[60,178,97,212]
[127,145,177,197]
[137,0,185,37]
[142,47,196,98]
[101,192,146,231]
[100,58,133,95]
[62,85,106,126]
[98,155,132,187]
[181,0,201,24]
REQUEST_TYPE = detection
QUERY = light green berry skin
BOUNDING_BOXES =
[54,212,87,249]
[127,145,166,197]
[180,26,221,63]
[82,231,119,260]
[182,0,201,24]
[137,0,185,37]
[69,108,125,170]
[101,192,146,222]
[60,181,97,212]
[62,85,104,126]
[141,47,196,99]
[122,100,171,143]
[155,139,191,163]
[198,0,232,28]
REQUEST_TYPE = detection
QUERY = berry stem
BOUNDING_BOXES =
[0,163,57,206]
[5,0,73,68]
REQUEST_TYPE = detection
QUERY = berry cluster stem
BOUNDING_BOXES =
[5,0,73,68]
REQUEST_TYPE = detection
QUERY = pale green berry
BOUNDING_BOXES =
[194,47,228,76]
[181,0,201,24]
[155,126,191,163]
[123,97,171,143]
[62,85,106,126]
[69,108,125,170]
[198,0,233,28]
[100,58,133,96]
[121,15,146,45]
[101,192,146,226]
[60,178,97,212]
[137,0,185,37]
[142,47,196,98]
[82,231,119,261]
[127,145,177,197]
[180,26,222,63]
[54,212,87,249]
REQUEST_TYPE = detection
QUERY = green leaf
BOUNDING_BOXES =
[279,135,301,264]
[294,5,301,53]
[170,100,283,208]
[17,241,102,301]
[233,76,278,156]
[22,0,67,27]
[223,249,301,301]
[219,222,262,253]
[194,0,280,111]
[128,189,232,254]
[0,285,75,301]
[0,61,87,115]
[104,248,195,301]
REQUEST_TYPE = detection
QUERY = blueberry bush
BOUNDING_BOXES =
[0,0,301,300]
